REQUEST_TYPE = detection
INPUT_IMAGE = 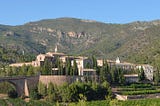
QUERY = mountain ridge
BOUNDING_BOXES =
[0,17,160,66]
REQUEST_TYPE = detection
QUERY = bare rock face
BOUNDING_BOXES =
[29,25,88,39]
[3,31,19,37]
[47,28,55,33]
[4,31,14,36]
[67,31,87,38]
[67,31,76,37]
[30,26,56,33]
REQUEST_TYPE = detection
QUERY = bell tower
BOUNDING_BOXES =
[116,57,120,63]
[55,45,58,53]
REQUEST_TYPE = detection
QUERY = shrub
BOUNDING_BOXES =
[8,89,18,98]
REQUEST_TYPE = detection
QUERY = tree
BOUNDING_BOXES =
[100,60,112,83]
[30,87,41,100]
[60,84,72,102]
[59,60,64,75]
[101,81,112,98]
[72,59,78,75]
[65,58,72,75]
[56,58,64,75]
[85,62,91,68]
[41,59,52,75]
[154,68,160,85]
[47,82,54,95]
[117,68,125,84]
[27,66,35,76]
[38,81,47,97]
[6,66,14,76]
[18,65,27,76]
[110,66,125,85]
[91,55,97,69]
[110,65,118,84]
[104,60,112,83]
[100,66,105,82]
[46,82,58,102]
[8,89,18,98]
[138,67,145,81]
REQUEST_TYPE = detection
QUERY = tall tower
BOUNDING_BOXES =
[116,57,120,63]
[55,45,58,53]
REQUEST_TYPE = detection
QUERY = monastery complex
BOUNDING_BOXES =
[9,46,154,82]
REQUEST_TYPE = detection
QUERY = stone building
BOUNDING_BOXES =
[9,46,95,76]
[9,46,154,81]
[97,57,154,81]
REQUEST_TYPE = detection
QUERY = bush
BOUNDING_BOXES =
[8,89,18,98]
[30,87,41,100]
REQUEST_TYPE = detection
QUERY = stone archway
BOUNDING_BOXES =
[6,80,24,97]
[0,78,27,97]
[0,81,17,98]
[0,76,39,97]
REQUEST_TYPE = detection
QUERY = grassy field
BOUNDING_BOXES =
[1,98,160,106]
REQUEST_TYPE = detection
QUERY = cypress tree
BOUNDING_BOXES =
[65,58,72,75]
[72,59,78,75]
[154,68,159,85]
[42,59,52,75]
[138,67,145,81]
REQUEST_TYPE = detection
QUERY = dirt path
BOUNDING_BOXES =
[0,94,8,99]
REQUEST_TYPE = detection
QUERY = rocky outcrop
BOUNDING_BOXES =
[29,26,88,38]
[4,31,17,36]
[3,31,20,36]
[30,26,56,33]
[67,31,87,38]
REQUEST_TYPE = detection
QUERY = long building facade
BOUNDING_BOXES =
[9,47,154,81]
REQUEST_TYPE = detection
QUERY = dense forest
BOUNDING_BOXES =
[0,46,35,67]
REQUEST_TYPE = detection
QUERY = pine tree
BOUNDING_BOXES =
[72,59,78,75]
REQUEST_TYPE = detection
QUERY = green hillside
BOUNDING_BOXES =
[0,18,160,66]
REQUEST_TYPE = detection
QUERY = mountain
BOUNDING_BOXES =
[1,17,160,66]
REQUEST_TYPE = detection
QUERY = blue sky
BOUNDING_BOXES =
[0,0,160,25]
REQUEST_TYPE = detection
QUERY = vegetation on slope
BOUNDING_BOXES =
[1,18,160,67]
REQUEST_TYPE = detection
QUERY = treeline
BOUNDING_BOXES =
[0,58,79,77]
[96,60,125,85]
[40,58,78,76]
[0,46,35,67]
[0,65,40,77]
[30,81,112,102]
[41,56,126,85]
[0,56,128,85]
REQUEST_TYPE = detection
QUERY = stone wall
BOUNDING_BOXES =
[26,76,39,90]
[39,75,81,86]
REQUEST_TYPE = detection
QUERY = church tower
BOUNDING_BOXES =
[55,45,58,53]
[116,57,120,63]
